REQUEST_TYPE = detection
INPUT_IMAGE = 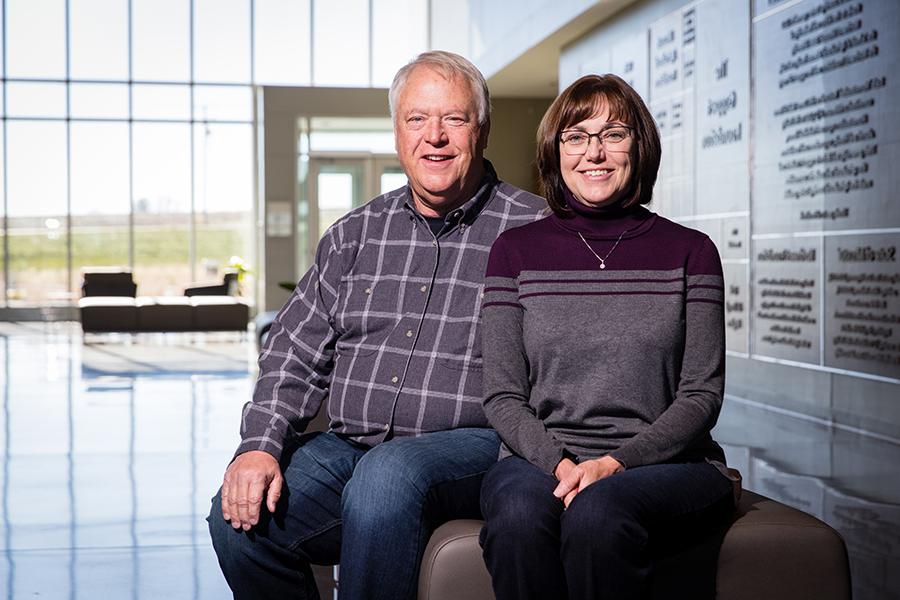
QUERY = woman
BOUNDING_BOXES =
[479,74,736,600]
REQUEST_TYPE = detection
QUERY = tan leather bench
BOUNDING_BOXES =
[418,490,851,600]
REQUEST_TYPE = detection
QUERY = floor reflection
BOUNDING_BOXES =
[0,321,897,599]
[0,322,326,599]
[714,397,900,600]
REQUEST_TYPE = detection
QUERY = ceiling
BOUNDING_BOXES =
[487,0,638,98]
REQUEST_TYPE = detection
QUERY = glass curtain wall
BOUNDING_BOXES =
[0,0,426,307]
[0,0,255,305]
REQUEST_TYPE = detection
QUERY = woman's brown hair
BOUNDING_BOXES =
[536,74,661,215]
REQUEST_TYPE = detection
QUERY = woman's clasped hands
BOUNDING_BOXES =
[553,455,625,508]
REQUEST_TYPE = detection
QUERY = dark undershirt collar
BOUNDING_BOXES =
[423,215,445,236]
[404,159,499,235]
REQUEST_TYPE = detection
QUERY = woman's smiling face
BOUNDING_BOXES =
[559,105,634,209]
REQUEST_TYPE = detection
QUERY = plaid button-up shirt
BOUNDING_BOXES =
[238,162,547,459]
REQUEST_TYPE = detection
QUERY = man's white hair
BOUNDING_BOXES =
[388,50,491,127]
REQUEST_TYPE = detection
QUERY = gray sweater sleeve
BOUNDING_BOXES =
[608,237,726,469]
[481,238,566,474]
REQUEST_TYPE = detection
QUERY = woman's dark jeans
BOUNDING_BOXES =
[480,456,734,600]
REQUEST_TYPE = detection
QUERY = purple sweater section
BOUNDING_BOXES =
[481,198,727,474]
[487,195,723,276]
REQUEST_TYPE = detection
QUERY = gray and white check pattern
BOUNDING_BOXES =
[238,163,547,459]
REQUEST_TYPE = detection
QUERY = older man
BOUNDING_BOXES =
[208,51,545,600]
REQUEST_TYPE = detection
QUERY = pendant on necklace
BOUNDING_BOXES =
[578,231,628,271]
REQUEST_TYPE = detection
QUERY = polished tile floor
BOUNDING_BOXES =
[0,322,335,600]
[0,321,897,599]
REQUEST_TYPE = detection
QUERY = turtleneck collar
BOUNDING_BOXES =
[552,188,656,240]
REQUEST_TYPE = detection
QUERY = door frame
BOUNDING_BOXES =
[301,152,403,271]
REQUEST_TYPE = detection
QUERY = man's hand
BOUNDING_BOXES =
[221,450,283,530]
[553,455,624,508]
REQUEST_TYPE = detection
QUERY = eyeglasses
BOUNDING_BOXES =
[558,126,634,155]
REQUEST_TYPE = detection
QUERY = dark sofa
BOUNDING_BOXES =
[78,269,249,333]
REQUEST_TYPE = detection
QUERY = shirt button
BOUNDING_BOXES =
[432,240,438,247]
[406,329,413,337]
[384,424,391,432]
[420,285,427,293]
[364,287,372,294]
[391,375,399,384]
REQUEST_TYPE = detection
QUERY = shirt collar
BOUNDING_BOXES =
[403,159,498,228]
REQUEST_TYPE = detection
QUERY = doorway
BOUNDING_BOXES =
[300,153,404,271]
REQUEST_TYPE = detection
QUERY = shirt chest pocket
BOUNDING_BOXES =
[433,286,484,372]
[334,280,402,357]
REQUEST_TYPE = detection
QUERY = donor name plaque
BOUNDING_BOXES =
[752,0,900,234]
[824,233,900,379]
[752,238,821,364]
[751,0,900,381]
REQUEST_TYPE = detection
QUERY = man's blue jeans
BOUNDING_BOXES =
[208,428,499,600]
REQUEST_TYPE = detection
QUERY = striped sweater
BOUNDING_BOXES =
[481,198,727,474]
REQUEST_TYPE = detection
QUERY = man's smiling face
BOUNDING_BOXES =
[394,66,488,218]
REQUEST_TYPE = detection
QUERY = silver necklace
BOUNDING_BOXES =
[577,229,631,270]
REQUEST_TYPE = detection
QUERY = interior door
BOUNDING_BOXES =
[302,155,402,271]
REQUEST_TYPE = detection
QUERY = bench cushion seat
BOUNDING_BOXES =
[79,295,249,333]
[418,490,851,600]
[189,296,250,331]
[79,296,138,333]
[136,296,194,331]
